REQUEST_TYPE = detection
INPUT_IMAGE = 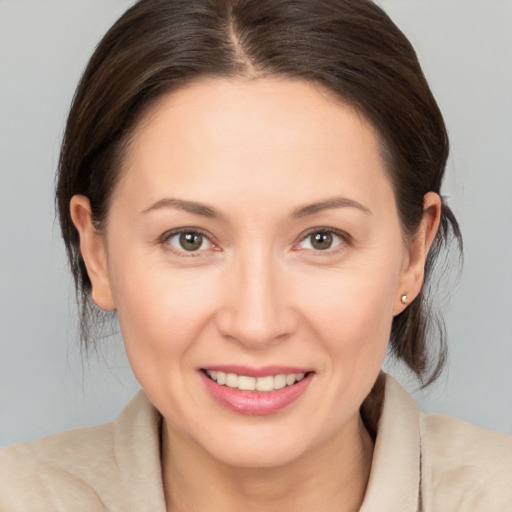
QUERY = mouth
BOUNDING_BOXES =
[202,369,308,392]
[199,367,314,415]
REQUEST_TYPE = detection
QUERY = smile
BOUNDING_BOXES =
[204,370,306,392]
[200,368,314,415]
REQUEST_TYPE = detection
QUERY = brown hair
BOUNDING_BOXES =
[56,0,462,385]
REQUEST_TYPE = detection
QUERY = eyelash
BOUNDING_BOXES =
[159,228,217,257]
[159,227,352,257]
[294,227,352,254]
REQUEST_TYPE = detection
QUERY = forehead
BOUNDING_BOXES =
[115,77,394,214]
[131,76,380,158]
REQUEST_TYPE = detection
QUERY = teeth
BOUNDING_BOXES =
[274,374,287,389]
[255,376,274,392]
[238,376,256,391]
[205,370,307,392]
[225,373,238,388]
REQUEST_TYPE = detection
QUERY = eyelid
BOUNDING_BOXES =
[158,226,351,256]
[159,227,219,256]
[293,227,352,252]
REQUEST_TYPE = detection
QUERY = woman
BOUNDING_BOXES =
[1,0,511,510]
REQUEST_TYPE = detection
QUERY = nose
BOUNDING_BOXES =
[215,249,298,349]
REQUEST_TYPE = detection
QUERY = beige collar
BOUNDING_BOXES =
[360,375,421,512]
[114,392,167,511]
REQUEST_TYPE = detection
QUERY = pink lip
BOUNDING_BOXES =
[199,369,314,416]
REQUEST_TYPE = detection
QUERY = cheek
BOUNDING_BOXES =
[109,256,219,378]
[295,259,400,360]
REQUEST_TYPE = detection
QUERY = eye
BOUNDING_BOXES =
[297,229,345,251]
[164,230,213,253]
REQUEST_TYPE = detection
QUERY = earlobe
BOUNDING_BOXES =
[69,195,116,311]
[394,192,442,315]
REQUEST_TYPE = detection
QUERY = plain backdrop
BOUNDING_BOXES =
[1,0,511,447]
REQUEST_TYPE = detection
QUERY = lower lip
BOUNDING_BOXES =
[199,372,313,416]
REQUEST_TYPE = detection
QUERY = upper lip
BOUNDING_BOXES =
[200,365,313,377]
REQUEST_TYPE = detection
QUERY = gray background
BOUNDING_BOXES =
[1,0,511,448]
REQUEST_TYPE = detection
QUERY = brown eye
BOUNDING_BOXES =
[166,230,210,253]
[179,232,204,251]
[297,230,345,252]
[310,232,333,250]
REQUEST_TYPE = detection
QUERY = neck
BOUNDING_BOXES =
[161,415,373,512]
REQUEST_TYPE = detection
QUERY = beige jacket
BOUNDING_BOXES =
[0,375,511,511]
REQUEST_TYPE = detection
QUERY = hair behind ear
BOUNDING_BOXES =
[390,200,462,386]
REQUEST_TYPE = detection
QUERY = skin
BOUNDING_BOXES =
[71,77,441,512]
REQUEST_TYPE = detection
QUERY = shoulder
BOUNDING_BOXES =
[0,391,164,512]
[420,411,512,511]
[369,375,512,511]
[0,420,120,511]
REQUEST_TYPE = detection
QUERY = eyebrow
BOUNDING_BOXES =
[292,197,372,218]
[141,196,371,219]
[141,198,225,220]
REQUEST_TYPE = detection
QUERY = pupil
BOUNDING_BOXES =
[312,232,332,250]
[179,232,203,251]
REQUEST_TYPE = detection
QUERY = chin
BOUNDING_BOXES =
[186,415,336,470]
[206,436,307,469]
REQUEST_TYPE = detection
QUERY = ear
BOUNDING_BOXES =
[69,195,116,311]
[393,192,442,315]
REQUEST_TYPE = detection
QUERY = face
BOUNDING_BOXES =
[73,78,432,468]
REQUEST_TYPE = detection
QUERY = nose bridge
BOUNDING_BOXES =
[217,245,294,347]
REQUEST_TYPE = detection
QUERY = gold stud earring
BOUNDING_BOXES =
[400,295,408,304]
